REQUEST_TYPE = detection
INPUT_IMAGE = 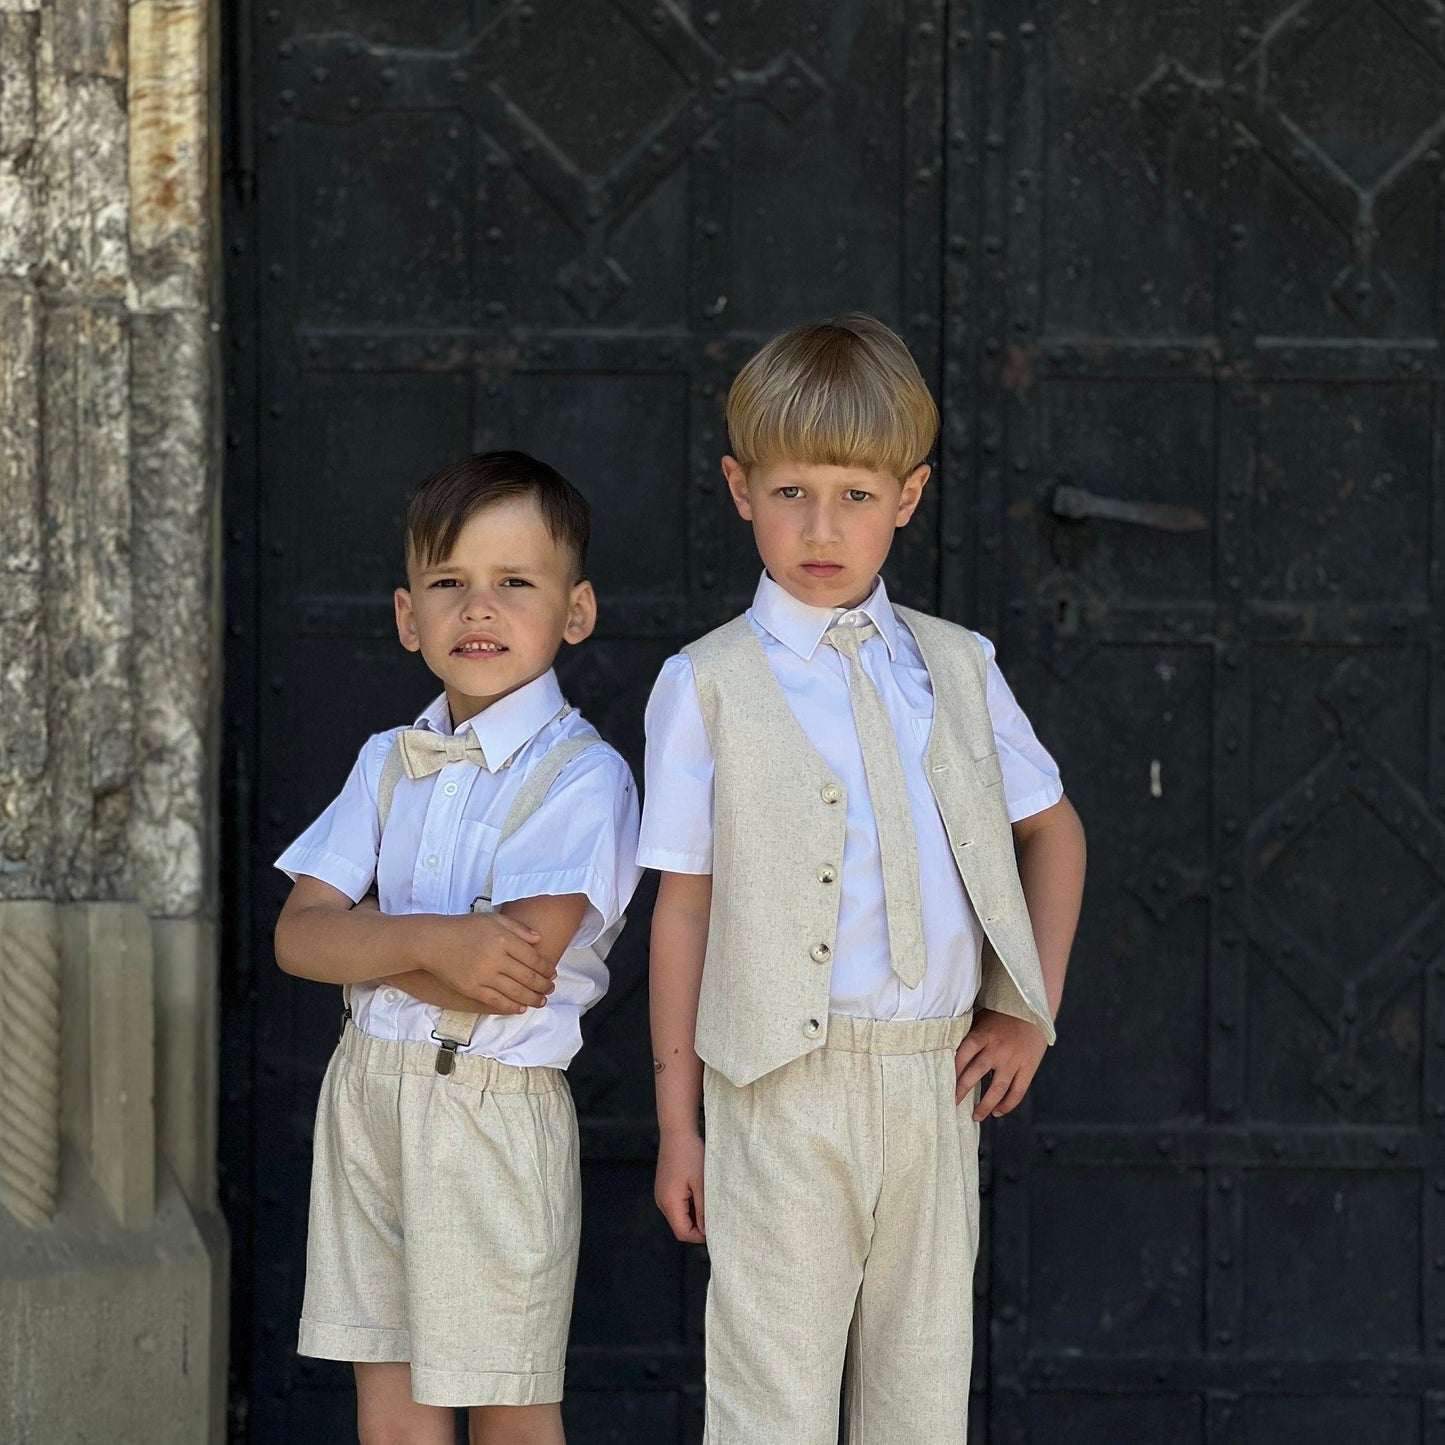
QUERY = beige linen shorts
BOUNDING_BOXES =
[298,1022,581,1408]
[702,1012,979,1445]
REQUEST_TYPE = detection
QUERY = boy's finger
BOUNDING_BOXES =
[478,988,526,1016]
[972,1071,1012,1122]
[954,1034,985,1066]
[501,960,556,994]
[663,1195,703,1243]
[693,1182,706,1238]
[992,1079,1028,1117]
[490,976,546,1009]
[956,1052,993,1097]
[673,1200,705,1245]
[493,914,542,942]
[505,939,554,975]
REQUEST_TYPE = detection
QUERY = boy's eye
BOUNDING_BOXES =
[846,489,872,502]
[778,486,803,499]
[429,578,461,588]
[500,577,533,588]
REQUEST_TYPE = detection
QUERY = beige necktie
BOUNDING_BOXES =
[394,728,488,780]
[824,621,927,989]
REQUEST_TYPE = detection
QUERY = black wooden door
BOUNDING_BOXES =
[222,2,1441,1440]
[952,2,1445,1441]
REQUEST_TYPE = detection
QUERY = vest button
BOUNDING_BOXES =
[803,1018,822,1038]
[810,942,832,964]
[820,783,842,804]
[818,865,837,884]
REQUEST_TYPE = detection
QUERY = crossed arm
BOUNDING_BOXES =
[648,793,1087,1244]
[274,876,589,1015]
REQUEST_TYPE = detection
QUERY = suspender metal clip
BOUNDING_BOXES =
[435,1038,460,1075]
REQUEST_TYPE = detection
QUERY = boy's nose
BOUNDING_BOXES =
[459,589,496,619]
[802,504,841,543]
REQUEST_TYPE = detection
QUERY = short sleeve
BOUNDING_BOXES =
[489,745,642,950]
[975,632,1065,824]
[637,653,715,874]
[274,733,393,900]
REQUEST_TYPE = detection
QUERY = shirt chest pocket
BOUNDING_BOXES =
[453,818,502,912]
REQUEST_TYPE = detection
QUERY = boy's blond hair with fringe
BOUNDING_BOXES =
[725,314,939,480]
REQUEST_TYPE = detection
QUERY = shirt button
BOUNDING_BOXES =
[810,942,832,964]
[821,783,842,805]
[818,865,837,884]
[803,1018,822,1038]
[384,988,400,1003]
[425,854,439,869]
[443,782,458,796]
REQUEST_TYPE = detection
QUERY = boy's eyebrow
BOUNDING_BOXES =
[415,560,544,576]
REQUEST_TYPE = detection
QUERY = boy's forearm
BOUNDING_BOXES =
[1015,797,1087,1019]
[276,901,439,986]
[381,892,585,1015]
[377,967,485,1014]
[650,873,712,1137]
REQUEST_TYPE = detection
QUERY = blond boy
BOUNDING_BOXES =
[640,318,1087,1443]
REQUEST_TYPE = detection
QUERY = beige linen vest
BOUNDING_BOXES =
[685,606,1054,1087]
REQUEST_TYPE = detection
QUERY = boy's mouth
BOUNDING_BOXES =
[801,562,844,577]
[452,633,508,657]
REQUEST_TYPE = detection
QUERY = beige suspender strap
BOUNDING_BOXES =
[498,729,602,848]
[341,740,408,1028]
[431,726,604,1071]
[376,740,406,836]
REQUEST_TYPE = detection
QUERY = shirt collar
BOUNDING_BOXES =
[748,570,900,662]
[411,669,567,772]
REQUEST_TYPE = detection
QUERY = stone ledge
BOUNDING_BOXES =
[0,1162,222,1441]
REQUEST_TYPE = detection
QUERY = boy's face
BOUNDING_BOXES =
[394,496,595,726]
[722,456,930,612]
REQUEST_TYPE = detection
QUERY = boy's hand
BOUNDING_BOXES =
[425,911,556,1014]
[954,1008,1049,1121]
[655,1129,706,1244]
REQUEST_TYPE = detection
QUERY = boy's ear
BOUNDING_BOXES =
[394,587,421,652]
[563,579,597,646]
[895,463,931,528]
[721,455,754,521]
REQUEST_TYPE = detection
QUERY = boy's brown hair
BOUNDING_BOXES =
[725,314,939,479]
[404,450,590,582]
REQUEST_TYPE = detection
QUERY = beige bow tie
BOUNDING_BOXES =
[824,621,927,990]
[395,728,488,780]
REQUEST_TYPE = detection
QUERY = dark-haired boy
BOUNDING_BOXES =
[274,451,640,1445]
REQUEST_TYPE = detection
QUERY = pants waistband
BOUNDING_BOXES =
[822,1011,973,1056]
[336,1019,565,1094]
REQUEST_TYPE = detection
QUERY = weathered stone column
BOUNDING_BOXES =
[0,1,225,1439]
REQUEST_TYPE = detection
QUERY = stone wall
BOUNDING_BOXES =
[0,1,224,1438]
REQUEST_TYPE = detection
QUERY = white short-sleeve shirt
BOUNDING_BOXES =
[638,572,1063,1023]
[276,669,641,1069]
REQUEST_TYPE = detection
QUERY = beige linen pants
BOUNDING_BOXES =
[702,1013,979,1445]
[298,1023,581,1407]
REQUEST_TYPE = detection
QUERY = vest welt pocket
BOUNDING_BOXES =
[973,751,1004,789]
